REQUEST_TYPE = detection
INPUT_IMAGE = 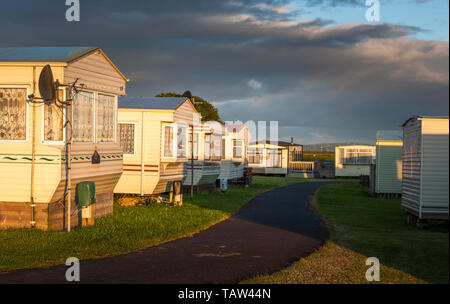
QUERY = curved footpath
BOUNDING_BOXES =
[0,182,336,284]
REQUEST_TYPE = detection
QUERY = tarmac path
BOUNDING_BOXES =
[0,182,334,284]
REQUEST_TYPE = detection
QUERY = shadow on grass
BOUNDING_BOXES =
[313,184,449,284]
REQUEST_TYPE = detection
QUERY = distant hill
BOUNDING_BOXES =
[303,142,372,152]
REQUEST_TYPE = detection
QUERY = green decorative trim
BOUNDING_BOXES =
[39,157,55,162]
[3,156,18,161]
[22,157,33,161]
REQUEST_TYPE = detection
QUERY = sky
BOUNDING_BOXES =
[0,0,448,144]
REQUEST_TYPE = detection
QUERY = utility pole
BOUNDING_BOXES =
[191,124,194,200]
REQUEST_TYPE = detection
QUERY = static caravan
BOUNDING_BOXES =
[0,47,128,230]
[217,124,250,181]
[248,140,304,176]
[183,122,221,191]
[401,116,449,221]
[114,97,199,199]
[335,145,376,177]
[248,141,288,175]
[372,130,403,196]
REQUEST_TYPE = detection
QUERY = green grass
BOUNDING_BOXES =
[0,176,325,273]
[244,184,449,284]
[303,151,335,162]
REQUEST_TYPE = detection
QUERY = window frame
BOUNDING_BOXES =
[0,85,30,143]
[41,89,66,145]
[210,134,222,161]
[118,121,137,156]
[248,148,262,164]
[176,124,188,159]
[96,93,117,143]
[342,147,375,165]
[232,139,243,159]
[72,90,95,143]
[71,90,118,144]
[204,134,212,160]
[191,131,199,160]
[161,123,189,160]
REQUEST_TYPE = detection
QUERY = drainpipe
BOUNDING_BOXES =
[190,125,194,200]
[30,67,37,228]
[66,88,72,232]
[140,112,145,196]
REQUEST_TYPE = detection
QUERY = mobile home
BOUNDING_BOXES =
[248,140,304,176]
[402,116,449,221]
[183,122,221,191]
[335,145,376,177]
[218,124,250,181]
[372,130,403,195]
[114,97,199,198]
[0,47,128,230]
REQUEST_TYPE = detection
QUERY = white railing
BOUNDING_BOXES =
[288,161,314,173]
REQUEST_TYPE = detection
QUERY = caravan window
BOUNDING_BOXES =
[43,89,64,142]
[118,123,135,154]
[233,139,243,158]
[192,132,199,160]
[72,91,94,142]
[204,134,211,160]
[96,94,115,142]
[248,148,262,164]
[343,147,375,164]
[221,138,226,159]
[163,125,174,157]
[0,88,27,140]
[211,134,221,160]
[177,125,187,158]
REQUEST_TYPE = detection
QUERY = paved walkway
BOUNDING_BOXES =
[0,182,333,283]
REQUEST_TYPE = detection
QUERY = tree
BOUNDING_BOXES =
[155,92,222,123]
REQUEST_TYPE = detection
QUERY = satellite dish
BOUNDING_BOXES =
[39,64,56,103]
[182,90,192,100]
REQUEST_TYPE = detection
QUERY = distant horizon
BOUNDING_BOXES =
[1,0,447,143]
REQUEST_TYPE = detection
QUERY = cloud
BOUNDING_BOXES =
[247,79,262,89]
[0,0,447,144]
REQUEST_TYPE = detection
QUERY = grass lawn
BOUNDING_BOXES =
[243,184,449,284]
[0,176,325,273]
[303,151,335,162]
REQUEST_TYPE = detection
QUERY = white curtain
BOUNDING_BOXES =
[193,133,199,159]
[177,126,187,158]
[0,88,27,140]
[233,139,242,158]
[44,90,63,141]
[118,123,135,154]
[164,125,174,157]
[211,134,221,160]
[72,91,93,142]
[204,134,211,160]
[97,94,115,142]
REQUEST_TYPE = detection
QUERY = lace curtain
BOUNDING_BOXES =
[0,88,27,140]
[193,133,199,159]
[44,90,64,141]
[233,139,243,158]
[97,94,115,142]
[177,126,187,158]
[118,123,135,154]
[221,138,226,159]
[72,91,93,142]
[204,134,211,160]
[164,125,174,157]
[211,134,221,160]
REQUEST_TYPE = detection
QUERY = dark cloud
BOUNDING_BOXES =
[0,0,447,143]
